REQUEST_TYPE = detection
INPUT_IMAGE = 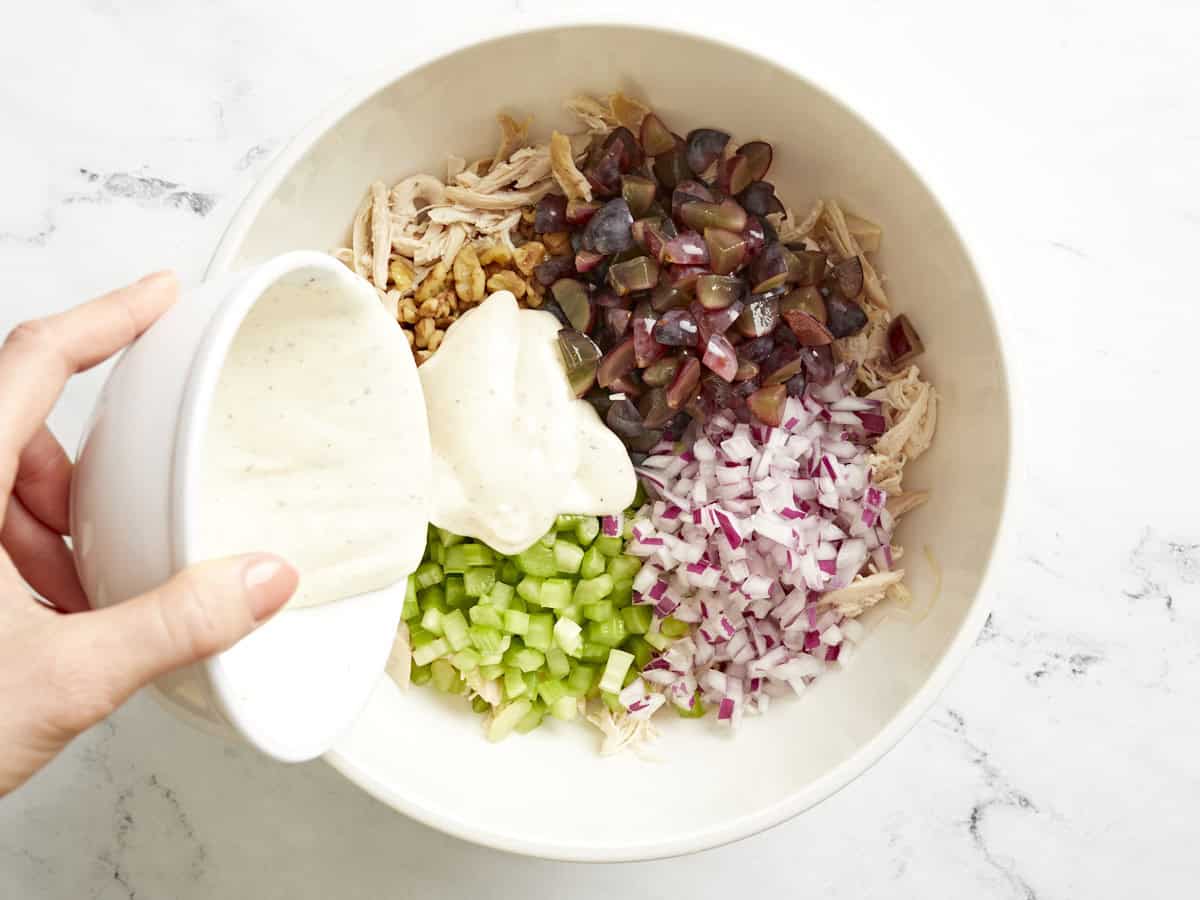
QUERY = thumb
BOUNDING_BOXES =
[69,554,298,720]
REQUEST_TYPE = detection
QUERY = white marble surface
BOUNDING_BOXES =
[2,1,1197,896]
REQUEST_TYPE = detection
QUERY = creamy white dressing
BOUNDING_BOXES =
[419,291,635,554]
[197,272,431,608]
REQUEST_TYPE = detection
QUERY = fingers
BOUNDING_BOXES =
[14,426,72,535]
[0,272,178,500]
[0,496,88,612]
[66,554,297,715]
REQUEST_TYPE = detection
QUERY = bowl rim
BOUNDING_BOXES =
[204,18,1016,863]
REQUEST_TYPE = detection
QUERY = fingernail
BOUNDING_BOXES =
[242,556,298,621]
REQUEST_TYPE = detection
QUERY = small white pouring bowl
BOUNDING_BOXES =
[70,251,429,762]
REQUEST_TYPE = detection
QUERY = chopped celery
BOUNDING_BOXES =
[566,662,597,695]
[539,530,557,549]
[479,663,504,681]
[525,614,554,651]
[558,603,583,623]
[450,648,480,671]
[580,641,609,663]
[627,635,655,670]
[599,648,634,693]
[488,699,532,741]
[413,637,449,667]
[420,607,444,636]
[506,647,545,673]
[469,604,503,628]
[607,555,642,582]
[676,693,708,718]
[546,647,571,679]
[515,543,556,576]
[609,580,634,608]
[622,605,653,635]
[410,662,432,686]
[573,574,613,606]
[480,652,504,666]
[485,581,515,609]
[441,609,470,652]
[503,667,528,700]
[515,701,546,733]
[508,596,527,614]
[574,516,600,546]
[644,630,671,651]
[444,575,467,608]
[445,542,494,573]
[469,625,505,655]
[409,626,436,648]
[587,616,628,648]
[499,560,522,585]
[401,577,419,621]
[539,578,573,609]
[464,566,496,598]
[471,695,491,714]
[429,539,445,565]
[580,545,607,579]
[523,670,539,698]
[418,584,446,612]
[601,691,624,713]
[555,513,587,530]
[436,527,465,547]
[583,599,614,622]
[538,678,569,707]
[554,540,584,574]
[660,616,691,639]
[553,617,583,656]
[413,561,444,590]
[503,608,530,635]
[550,694,578,721]
[594,536,623,557]
[516,575,544,605]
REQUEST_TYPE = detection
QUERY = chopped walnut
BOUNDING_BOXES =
[415,260,450,303]
[513,241,546,276]
[542,231,571,255]
[414,317,436,349]
[389,257,415,294]
[487,269,526,298]
[398,297,418,324]
[477,240,513,267]
[452,244,486,303]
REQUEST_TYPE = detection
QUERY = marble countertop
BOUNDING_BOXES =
[2,1,1196,897]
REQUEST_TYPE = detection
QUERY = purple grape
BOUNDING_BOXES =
[735,295,780,337]
[702,333,738,382]
[685,128,731,176]
[738,181,785,217]
[653,144,691,191]
[638,388,675,429]
[534,254,576,286]
[666,356,703,409]
[597,336,636,388]
[671,180,715,220]
[653,308,700,347]
[640,113,677,156]
[825,295,868,338]
[799,344,835,384]
[580,199,634,255]
[662,231,710,265]
[748,241,790,293]
[606,397,647,438]
[566,199,600,225]
[608,256,659,296]
[642,355,682,387]
[887,314,925,365]
[737,141,773,181]
[738,334,775,363]
[704,228,751,275]
[833,256,865,298]
[787,251,826,286]
[621,175,657,218]
[632,301,666,368]
[535,194,568,233]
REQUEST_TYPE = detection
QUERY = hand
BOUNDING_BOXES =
[0,272,298,796]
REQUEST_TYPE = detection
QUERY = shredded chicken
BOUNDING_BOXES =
[490,113,530,174]
[609,91,650,132]
[822,199,889,309]
[584,701,661,759]
[565,94,617,134]
[886,490,929,519]
[549,130,592,202]
[820,570,907,617]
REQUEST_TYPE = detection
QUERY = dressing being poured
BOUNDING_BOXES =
[418,291,635,554]
[197,271,431,608]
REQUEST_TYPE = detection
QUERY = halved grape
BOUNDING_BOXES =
[743,215,767,256]
[638,387,675,429]
[787,250,826,286]
[535,194,568,233]
[606,397,646,438]
[762,352,804,387]
[606,126,644,172]
[825,295,868,338]
[734,357,760,382]
[747,383,786,426]
[534,254,576,286]
[737,141,773,181]
[735,295,780,337]
[574,250,605,273]
[696,274,745,309]
[592,289,628,309]
[662,231,710,265]
[780,286,826,323]
[652,144,691,191]
[584,146,622,198]
[738,181,785,217]
[671,180,715,220]
[679,199,748,234]
[605,307,632,340]
[580,199,634,255]
[748,242,789,293]
[666,264,709,291]
[641,219,671,261]
[632,302,666,368]
[666,356,702,409]
[643,355,682,387]
[693,299,744,344]
[621,175,658,218]
[702,333,738,382]
[566,199,600,225]
[799,344,835,383]
[650,282,689,312]
[556,328,602,397]
[653,308,700,347]
[597,336,636,388]
[551,279,593,332]
[738,334,775,363]
[782,309,834,346]
[833,256,865,298]
[685,128,731,176]
[704,228,751,275]
[640,113,677,156]
[608,256,659,296]
[718,154,754,195]
[609,372,645,399]
[887,314,925,365]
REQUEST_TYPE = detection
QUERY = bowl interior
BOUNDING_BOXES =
[212,25,1009,860]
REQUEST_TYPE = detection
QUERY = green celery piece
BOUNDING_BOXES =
[627,635,655,670]
[579,546,606,579]
[418,584,446,613]
[524,614,554,652]
[609,580,634,608]
[515,701,546,734]
[508,647,545,674]
[539,578,573,609]
[445,542,493,573]
[485,581,515,609]
[420,607,444,636]
[586,615,628,648]
[441,609,470,652]
[479,663,504,681]
[412,637,449,667]
[601,691,624,713]
[539,530,557,549]
[607,555,642,582]
[471,695,491,714]
[450,648,480,671]
[408,626,435,648]
[469,625,505,655]
[660,616,691,639]
[507,596,527,614]
[621,605,653,635]
[515,543,556,577]
[546,647,571,679]
[499,560,522,585]
[444,575,468,608]
[553,540,584,574]
[401,577,420,621]
[555,514,587,530]
[464,566,497,598]
[599,648,634,693]
[643,630,671,651]
[583,600,614,622]
[573,574,613,606]
[566,662,597,695]
[410,663,432,686]
[538,678,569,706]
[550,694,578,721]
[413,561,443,590]
[503,609,530,635]
[580,641,609,663]
[594,536,623,557]
[558,603,583,624]
[469,605,503,628]
[503,667,527,700]
[574,517,600,546]
[675,692,707,718]
[430,540,445,565]
[516,575,544,605]
[488,700,532,741]
[553,617,583,656]
[435,527,465,547]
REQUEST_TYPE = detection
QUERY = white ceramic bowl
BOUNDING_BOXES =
[207,23,1011,860]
